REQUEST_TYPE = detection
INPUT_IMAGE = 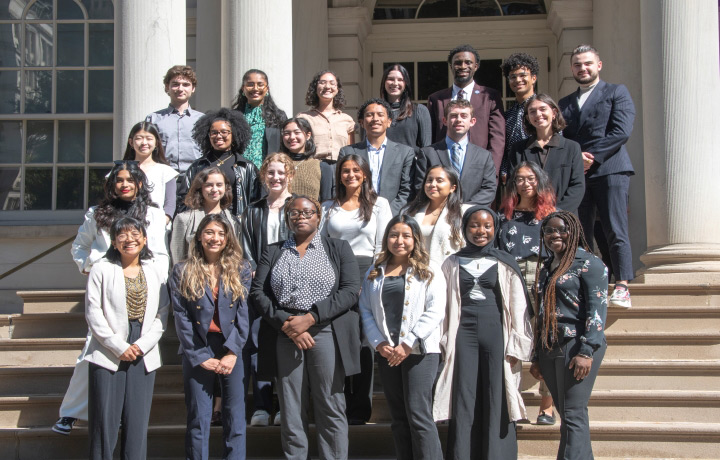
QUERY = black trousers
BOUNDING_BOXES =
[88,320,155,460]
[538,337,606,460]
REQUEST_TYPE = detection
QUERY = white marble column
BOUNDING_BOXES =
[113,0,186,159]
[222,0,293,116]
[638,0,720,283]
[293,0,328,114]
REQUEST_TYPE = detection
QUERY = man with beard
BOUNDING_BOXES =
[559,45,636,309]
[427,44,505,177]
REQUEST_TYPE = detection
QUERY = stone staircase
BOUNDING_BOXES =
[0,284,719,459]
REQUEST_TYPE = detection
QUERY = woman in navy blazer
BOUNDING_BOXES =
[170,213,251,460]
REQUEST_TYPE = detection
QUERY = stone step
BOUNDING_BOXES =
[0,314,12,338]
[603,331,720,359]
[626,282,720,307]
[1,422,718,459]
[16,290,85,314]
[8,312,180,339]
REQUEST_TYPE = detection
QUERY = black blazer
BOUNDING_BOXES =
[415,140,497,206]
[170,261,252,368]
[249,235,361,380]
[264,127,282,160]
[338,139,415,215]
[509,134,585,214]
[241,195,293,270]
[559,80,635,178]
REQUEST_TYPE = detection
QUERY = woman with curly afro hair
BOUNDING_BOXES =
[177,107,262,217]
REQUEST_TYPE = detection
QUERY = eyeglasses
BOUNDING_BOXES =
[508,72,530,81]
[115,231,143,242]
[514,176,537,185]
[317,80,337,87]
[114,160,139,166]
[288,209,317,219]
[542,226,569,236]
[209,130,231,138]
[244,82,267,89]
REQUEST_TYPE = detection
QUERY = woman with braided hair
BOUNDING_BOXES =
[529,210,608,460]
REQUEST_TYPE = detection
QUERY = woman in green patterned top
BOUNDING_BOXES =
[231,69,288,169]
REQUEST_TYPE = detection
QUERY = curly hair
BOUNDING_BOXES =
[501,52,540,78]
[536,211,591,350]
[357,97,392,122]
[285,195,323,228]
[122,121,169,165]
[230,69,287,128]
[380,64,415,121]
[183,166,233,211]
[192,107,252,156]
[179,214,248,302]
[501,161,556,221]
[304,70,346,110]
[447,44,480,65]
[333,154,378,223]
[523,93,566,136]
[104,217,153,263]
[163,65,197,88]
[259,153,295,191]
[94,161,154,231]
[368,214,433,283]
[279,117,317,157]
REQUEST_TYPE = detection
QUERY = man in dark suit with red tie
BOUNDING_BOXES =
[427,44,506,176]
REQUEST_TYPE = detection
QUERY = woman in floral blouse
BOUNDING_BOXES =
[529,210,608,460]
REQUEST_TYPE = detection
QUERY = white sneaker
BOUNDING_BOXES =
[52,417,77,435]
[250,409,270,427]
[272,411,281,426]
[609,286,632,309]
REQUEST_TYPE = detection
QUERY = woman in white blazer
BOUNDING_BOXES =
[359,214,445,460]
[85,217,169,460]
[404,165,469,266]
[54,161,169,436]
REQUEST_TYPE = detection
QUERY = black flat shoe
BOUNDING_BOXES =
[536,412,556,425]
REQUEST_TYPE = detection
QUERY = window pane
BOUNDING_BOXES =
[24,69,51,113]
[57,167,84,209]
[417,61,447,101]
[57,23,84,67]
[0,24,22,66]
[0,167,21,210]
[58,120,84,162]
[89,120,112,162]
[0,70,21,113]
[26,120,53,163]
[417,0,456,18]
[89,23,113,66]
[0,121,22,163]
[24,167,52,209]
[0,0,30,20]
[24,23,53,66]
[475,59,503,94]
[497,0,546,15]
[81,0,113,19]
[88,166,108,206]
[88,69,112,112]
[56,70,84,113]
[373,8,417,20]
[57,0,85,19]
[26,0,53,20]
[460,0,500,17]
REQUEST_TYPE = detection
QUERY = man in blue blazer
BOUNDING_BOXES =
[339,98,414,215]
[559,44,635,309]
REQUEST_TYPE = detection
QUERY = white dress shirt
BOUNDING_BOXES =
[452,81,476,101]
[367,138,387,193]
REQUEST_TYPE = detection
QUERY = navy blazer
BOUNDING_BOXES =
[249,235,361,381]
[559,80,635,178]
[415,140,497,206]
[170,261,252,368]
[509,134,585,214]
[338,139,414,216]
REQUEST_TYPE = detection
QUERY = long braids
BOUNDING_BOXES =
[535,210,590,349]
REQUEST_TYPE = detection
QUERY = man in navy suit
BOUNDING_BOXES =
[415,99,497,205]
[339,98,415,216]
[559,44,636,309]
[427,44,505,176]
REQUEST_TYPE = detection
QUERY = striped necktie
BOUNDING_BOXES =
[451,143,462,174]
[458,89,466,100]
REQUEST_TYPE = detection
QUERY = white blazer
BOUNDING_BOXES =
[71,206,170,277]
[359,262,446,354]
[84,259,170,372]
[408,203,471,266]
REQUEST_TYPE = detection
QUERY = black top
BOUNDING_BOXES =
[459,261,500,309]
[387,103,432,150]
[381,274,406,343]
[500,101,530,177]
[498,210,544,261]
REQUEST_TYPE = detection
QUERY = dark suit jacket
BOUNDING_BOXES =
[415,140,497,206]
[249,236,361,381]
[559,80,635,178]
[509,134,585,214]
[264,127,282,160]
[427,85,506,175]
[170,261,252,368]
[338,138,414,215]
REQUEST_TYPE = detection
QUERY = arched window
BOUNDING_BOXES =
[374,0,546,20]
[0,0,114,214]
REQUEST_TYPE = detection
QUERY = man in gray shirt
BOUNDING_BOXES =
[146,65,204,173]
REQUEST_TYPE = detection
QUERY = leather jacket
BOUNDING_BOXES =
[241,195,294,269]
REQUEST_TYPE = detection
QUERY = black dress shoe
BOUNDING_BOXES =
[348,418,366,426]
[536,411,556,425]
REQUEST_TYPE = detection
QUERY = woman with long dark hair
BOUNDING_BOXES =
[85,217,169,460]
[435,206,533,460]
[321,153,392,425]
[380,64,431,149]
[123,121,178,222]
[498,160,558,425]
[404,165,469,266]
[279,117,334,201]
[171,214,252,460]
[359,214,445,459]
[231,69,288,169]
[297,70,356,163]
[529,210,607,460]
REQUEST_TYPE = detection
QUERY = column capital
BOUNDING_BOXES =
[547,0,593,37]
